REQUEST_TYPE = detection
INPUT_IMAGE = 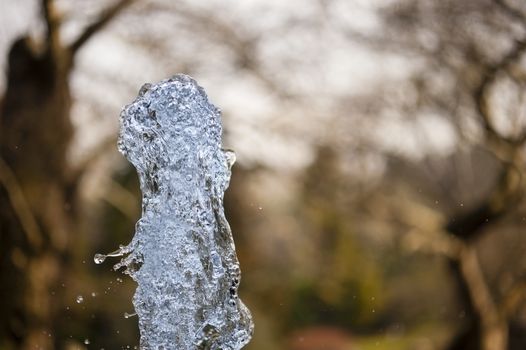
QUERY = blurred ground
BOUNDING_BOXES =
[1,1,526,349]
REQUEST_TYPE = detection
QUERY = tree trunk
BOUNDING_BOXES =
[0,37,75,349]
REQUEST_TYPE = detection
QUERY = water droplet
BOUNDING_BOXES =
[124,312,137,319]
[84,338,90,345]
[94,248,126,265]
[224,150,236,169]
[94,254,106,264]
[91,292,97,297]
[76,295,84,304]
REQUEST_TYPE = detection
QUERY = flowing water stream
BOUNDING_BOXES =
[95,75,253,349]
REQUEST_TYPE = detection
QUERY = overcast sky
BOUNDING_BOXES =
[0,0,458,174]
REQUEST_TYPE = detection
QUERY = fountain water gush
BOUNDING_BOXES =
[95,75,254,349]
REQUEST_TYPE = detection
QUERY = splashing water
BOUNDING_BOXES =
[93,247,125,264]
[124,312,137,319]
[97,75,253,349]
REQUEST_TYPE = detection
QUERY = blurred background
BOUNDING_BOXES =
[1,0,526,349]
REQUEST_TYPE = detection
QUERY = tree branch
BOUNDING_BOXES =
[402,228,462,259]
[42,0,62,57]
[68,135,117,185]
[501,278,526,319]
[494,0,526,26]
[0,156,43,250]
[402,228,510,350]
[458,246,508,350]
[455,37,526,242]
[102,178,140,221]
[474,37,526,145]
[69,0,135,55]
[145,2,294,99]
[446,160,523,239]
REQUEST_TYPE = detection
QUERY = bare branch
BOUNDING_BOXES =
[446,160,523,239]
[494,0,526,26]
[474,37,526,145]
[401,228,509,350]
[42,0,62,57]
[501,278,526,318]
[177,7,281,95]
[143,2,294,99]
[0,156,43,250]
[68,135,117,185]
[458,246,508,350]
[101,178,139,222]
[402,228,462,259]
[69,0,136,55]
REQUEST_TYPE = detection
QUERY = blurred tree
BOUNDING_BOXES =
[283,146,385,333]
[350,1,526,349]
[0,0,134,348]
